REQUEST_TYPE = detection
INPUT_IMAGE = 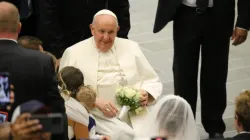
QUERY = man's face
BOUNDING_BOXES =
[90,15,120,52]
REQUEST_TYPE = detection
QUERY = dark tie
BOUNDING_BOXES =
[196,0,209,9]
[20,0,30,19]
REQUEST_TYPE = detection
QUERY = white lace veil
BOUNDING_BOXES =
[145,95,200,140]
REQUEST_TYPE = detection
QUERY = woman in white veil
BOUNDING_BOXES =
[143,95,200,140]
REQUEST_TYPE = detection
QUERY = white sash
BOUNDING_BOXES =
[65,97,89,126]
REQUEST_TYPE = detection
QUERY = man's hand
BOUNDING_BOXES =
[139,89,149,106]
[95,98,118,118]
[231,28,248,46]
[102,135,110,140]
[11,113,42,140]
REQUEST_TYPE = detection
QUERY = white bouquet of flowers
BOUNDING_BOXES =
[116,86,144,120]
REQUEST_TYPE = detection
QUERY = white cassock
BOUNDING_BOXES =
[59,37,163,140]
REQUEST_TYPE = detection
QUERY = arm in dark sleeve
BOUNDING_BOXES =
[44,56,65,113]
[236,0,250,30]
[38,0,66,58]
[107,0,131,38]
[44,56,68,140]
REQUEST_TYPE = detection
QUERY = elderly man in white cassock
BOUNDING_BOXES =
[59,9,163,140]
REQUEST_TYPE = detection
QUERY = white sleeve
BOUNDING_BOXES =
[133,43,163,104]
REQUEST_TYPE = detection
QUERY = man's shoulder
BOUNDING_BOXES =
[65,37,93,52]
[115,37,140,50]
[21,47,51,61]
[14,47,52,67]
[115,37,138,45]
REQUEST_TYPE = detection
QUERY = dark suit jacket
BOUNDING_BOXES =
[153,0,250,33]
[0,40,67,140]
[234,133,250,140]
[36,0,130,58]
[207,133,250,140]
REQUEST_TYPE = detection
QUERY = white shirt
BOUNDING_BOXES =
[182,0,213,7]
[240,131,250,134]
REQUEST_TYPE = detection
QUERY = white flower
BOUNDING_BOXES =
[135,107,144,114]
[123,87,139,99]
[134,92,141,101]
[116,88,125,97]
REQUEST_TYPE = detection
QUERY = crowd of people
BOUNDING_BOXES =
[0,0,250,140]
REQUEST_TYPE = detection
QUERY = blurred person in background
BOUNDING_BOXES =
[0,86,44,140]
[5,0,38,37]
[208,90,250,140]
[0,2,67,139]
[233,90,250,140]
[18,36,44,51]
[11,100,54,140]
[18,36,58,71]
[153,0,250,138]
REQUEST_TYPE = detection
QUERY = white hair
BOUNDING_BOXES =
[92,9,118,26]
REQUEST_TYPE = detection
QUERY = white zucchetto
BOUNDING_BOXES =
[94,9,117,19]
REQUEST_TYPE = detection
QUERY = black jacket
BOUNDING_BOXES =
[234,133,250,140]
[153,0,250,33]
[0,40,67,140]
[207,133,250,140]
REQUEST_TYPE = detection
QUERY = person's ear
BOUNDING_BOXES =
[235,114,242,128]
[38,45,44,52]
[17,22,22,34]
[116,26,120,33]
[90,24,95,36]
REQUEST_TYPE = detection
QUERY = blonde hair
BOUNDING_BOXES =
[76,85,97,111]
[235,90,250,131]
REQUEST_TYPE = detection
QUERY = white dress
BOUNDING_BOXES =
[90,48,135,140]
